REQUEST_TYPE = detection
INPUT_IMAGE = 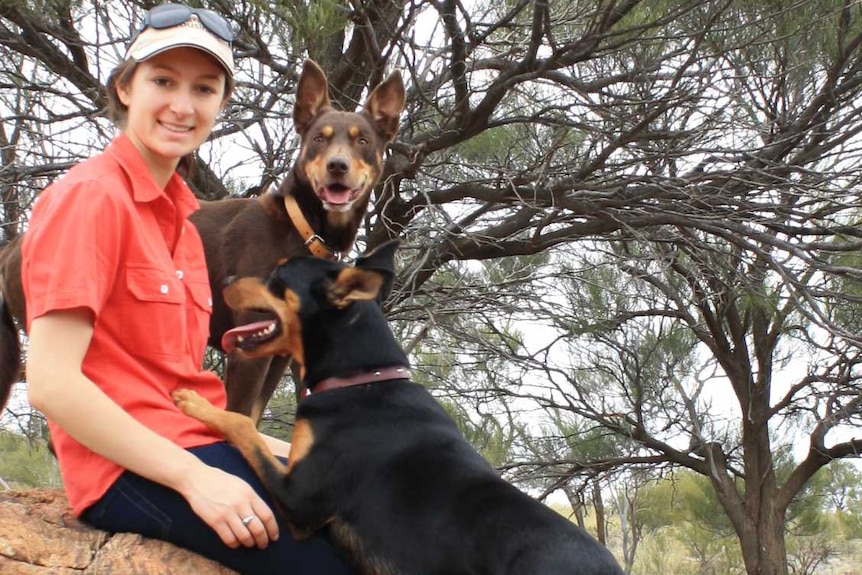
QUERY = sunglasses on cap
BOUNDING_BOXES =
[132,3,234,44]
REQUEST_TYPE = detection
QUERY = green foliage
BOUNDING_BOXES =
[12,0,83,15]
[636,460,859,540]
[639,471,735,536]
[455,126,519,165]
[633,525,745,575]
[840,496,862,540]
[632,530,689,575]
[437,398,516,467]
[731,0,860,63]
[628,465,862,572]
[250,0,348,58]
[810,461,862,539]
[481,252,550,285]
[454,120,583,170]
[551,417,626,463]
[0,430,60,489]
[257,381,299,442]
[825,245,862,332]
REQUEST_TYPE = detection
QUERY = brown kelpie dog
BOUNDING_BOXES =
[190,60,405,421]
[172,241,625,575]
[0,60,405,422]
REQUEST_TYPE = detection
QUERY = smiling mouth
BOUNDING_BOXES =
[317,183,362,206]
[160,122,193,133]
[221,319,281,353]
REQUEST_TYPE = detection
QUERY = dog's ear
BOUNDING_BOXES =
[356,239,399,275]
[363,71,406,143]
[354,239,399,302]
[326,269,386,309]
[294,60,332,134]
[326,241,399,308]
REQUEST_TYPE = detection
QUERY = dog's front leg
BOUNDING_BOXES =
[174,388,287,475]
[173,389,336,541]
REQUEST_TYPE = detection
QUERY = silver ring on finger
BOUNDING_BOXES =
[241,515,256,527]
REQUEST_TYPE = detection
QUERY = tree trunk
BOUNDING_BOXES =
[575,505,586,529]
[624,495,639,574]
[592,482,607,546]
[616,495,630,573]
[738,510,789,575]
[734,519,788,575]
[740,378,788,575]
[705,418,789,575]
[563,485,586,529]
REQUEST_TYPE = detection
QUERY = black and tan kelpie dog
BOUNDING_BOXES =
[0,60,405,422]
[172,240,625,575]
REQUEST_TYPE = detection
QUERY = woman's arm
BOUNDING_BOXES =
[27,309,279,549]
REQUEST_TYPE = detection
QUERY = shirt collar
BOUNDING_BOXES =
[105,134,201,219]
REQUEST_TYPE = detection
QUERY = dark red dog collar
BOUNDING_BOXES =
[311,366,411,394]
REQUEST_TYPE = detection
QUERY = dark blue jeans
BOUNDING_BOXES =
[80,442,355,575]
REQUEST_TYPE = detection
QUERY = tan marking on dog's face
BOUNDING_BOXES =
[327,268,385,308]
[299,111,385,214]
[222,279,306,377]
[303,154,329,188]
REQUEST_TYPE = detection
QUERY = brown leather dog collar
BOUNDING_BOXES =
[283,195,338,260]
[310,366,411,394]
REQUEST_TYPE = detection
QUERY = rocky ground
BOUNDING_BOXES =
[0,489,237,574]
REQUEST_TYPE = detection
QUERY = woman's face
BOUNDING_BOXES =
[116,46,226,181]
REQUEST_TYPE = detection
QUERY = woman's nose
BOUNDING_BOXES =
[170,88,195,115]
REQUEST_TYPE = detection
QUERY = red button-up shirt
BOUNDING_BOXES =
[22,135,225,515]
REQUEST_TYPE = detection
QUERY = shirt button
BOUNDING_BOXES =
[207,297,213,307]
[176,270,184,280]
[160,284,169,295]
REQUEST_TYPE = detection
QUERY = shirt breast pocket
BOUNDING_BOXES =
[124,266,186,361]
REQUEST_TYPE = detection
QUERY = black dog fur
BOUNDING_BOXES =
[173,241,624,575]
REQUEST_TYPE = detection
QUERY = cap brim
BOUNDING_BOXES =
[126,25,234,78]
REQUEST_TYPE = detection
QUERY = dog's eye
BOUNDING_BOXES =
[357,137,369,146]
[313,136,326,144]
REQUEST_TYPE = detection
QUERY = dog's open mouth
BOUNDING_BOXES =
[318,183,359,206]
[222,319,281,353]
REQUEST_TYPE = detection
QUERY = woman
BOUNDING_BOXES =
[22,4,354,574]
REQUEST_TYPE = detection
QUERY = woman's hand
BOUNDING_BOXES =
[177,463,280,549]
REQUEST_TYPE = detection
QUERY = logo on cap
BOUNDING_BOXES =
[183,15,206,32]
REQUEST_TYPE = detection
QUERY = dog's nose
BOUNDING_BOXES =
[327,157,349,175]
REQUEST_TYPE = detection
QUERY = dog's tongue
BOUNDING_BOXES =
[221,320,276,353]
[322,185,351,205]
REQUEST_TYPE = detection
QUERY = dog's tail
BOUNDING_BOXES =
[0,294,20,413]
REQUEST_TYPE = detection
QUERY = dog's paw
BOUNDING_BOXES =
[172,389,214,420]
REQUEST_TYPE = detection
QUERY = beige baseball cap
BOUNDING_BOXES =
[125,15,234,78]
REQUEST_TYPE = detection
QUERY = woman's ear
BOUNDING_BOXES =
[116,81,132,108]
